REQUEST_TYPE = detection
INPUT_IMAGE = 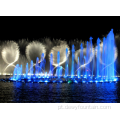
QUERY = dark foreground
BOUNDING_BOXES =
[0,79,120,103]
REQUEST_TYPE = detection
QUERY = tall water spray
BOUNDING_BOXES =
[92,47,96,78]
[60,66,63,77]
[71,45,75,78]
[50,53,53,76]
[101,29,116,80]
[30,60,33,76]
[84,56,86,77]
[101,37,106,78]
[96,38,101,78]
[25,63,28,78]
[40,53,44,74]
[12,64,22,80]
[20,65,22,78]
[77,57,80,78]
[65,48,69,77]
[13,64,18,80]
[85,41,89,78]
[80,43,83,77]
[89,37,93,77]
[57,51,60,78]
[35,57,39,77]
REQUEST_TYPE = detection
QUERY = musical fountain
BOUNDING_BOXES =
[9,29,118,83]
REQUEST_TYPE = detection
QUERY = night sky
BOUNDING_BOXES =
[0,16,120,42]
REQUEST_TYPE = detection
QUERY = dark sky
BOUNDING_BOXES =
[0,16,120,43]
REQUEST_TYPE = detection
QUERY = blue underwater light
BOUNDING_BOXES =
[89,80,93,83]
[95,81,98,83]
[44,80,49,83]
[74,80,78,83]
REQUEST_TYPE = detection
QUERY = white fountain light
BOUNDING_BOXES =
[1,41,20,72]
[26,41,46,63]
[75,47,94,69]
[49,43,70,67]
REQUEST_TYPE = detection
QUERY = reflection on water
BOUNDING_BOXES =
[0,81,120,103]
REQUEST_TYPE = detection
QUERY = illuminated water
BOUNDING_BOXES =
[65,48,69,77]
[0,80,119,103]
[0,29,118,102]
[9,29,117,82]
[71,45,75,78]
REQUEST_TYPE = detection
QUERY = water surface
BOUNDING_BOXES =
[0,81,120,103]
